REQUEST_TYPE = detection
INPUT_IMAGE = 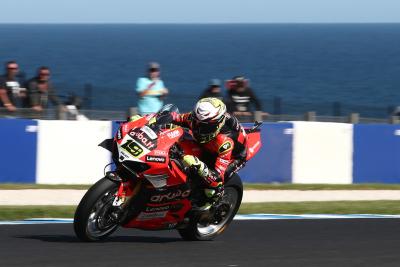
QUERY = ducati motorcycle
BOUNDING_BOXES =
[74,104,262,241]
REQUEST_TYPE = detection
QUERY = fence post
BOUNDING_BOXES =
[128,107,138,117]
[273,96,282,115]
[349,113,359,124]
[332,101,341,117]
[56,106,67,120]
[84,83,93,109]
[389,116,400,124]
[254,111,263,122]
[304,111,316,121]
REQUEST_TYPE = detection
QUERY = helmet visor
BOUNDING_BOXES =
[192,116,225,143]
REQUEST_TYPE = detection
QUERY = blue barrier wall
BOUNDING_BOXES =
[4,118,400,184]
[239,123,293,183]
[353,124,400,183]
[112,121,120,138]
[0,119,37,182]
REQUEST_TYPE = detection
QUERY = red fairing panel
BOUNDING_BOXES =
[123,199,192,230]
[246,132,262,161]
[120,126,194,229]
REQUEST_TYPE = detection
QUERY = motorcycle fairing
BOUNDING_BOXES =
[245,131,261,161]
[115,121,196,230]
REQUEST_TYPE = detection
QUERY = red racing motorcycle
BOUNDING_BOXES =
[74,105,262,241]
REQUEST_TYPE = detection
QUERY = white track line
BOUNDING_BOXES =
[1,214,400,225]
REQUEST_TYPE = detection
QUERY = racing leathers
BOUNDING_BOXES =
[170,111,248,202]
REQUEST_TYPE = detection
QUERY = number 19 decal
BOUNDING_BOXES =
[121,140,144,157]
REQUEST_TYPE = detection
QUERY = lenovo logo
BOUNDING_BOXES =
[146,155,166,163]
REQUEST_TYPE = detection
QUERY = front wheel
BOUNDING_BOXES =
[74,177,120,242]
[178,174,243,241]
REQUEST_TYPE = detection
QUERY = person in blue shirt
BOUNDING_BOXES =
[136,62,169,115]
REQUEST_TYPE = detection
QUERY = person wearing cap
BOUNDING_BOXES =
[198,79,224,101]
[225,76,262,116]
[136,62,169,115]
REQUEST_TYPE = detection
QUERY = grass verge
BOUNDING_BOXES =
[0,184,91,190]
[2,183,400,190]
[0,206,76,220]
[243,183,400,190]
[238,201,400,215]
[2,201,400,220]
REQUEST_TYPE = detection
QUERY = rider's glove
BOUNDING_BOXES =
[128,115,142,122]
[156,111,172,125]
[204,182,224,201]
[182,155,209,178]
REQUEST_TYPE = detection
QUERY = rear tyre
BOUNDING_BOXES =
[74,177,120,242]
[178,174,243,241]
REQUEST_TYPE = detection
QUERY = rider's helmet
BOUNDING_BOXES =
[191,97,227,143]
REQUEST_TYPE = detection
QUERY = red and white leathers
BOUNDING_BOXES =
[171,111,248,189]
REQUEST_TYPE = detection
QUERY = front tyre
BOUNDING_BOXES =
[178,174,243,241]
[74,177,120,242]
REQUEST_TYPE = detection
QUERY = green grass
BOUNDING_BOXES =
[238,201,400,215]
[0,206,76,220]
[243,183,400,190]
[2,183,400,190]
[2,201,400,220]
[0,184,91,190]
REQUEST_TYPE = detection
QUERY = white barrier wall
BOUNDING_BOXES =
[292,122,353,184]
[36,120,112,184]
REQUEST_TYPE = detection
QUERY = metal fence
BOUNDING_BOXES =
[2,107,399,124]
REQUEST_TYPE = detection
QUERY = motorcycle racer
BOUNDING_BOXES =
[167,98,248,209]
[129,98,248,210]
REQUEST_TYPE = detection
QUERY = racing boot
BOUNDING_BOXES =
[182,155,224,211]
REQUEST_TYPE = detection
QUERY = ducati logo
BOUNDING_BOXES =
[218,141,232,154]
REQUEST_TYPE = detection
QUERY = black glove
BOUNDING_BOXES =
[156,111,173,125]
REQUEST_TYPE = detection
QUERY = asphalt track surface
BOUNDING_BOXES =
[1,220,400,267]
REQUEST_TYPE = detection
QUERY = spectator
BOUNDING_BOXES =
[136,62,168,115]
[225,76,262,116]
[26,66,64,112]
[0,61,27,111]
[199,79,224,100]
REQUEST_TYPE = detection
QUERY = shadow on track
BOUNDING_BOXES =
[14,235,182,243]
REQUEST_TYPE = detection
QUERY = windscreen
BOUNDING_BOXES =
[159,104,179,114]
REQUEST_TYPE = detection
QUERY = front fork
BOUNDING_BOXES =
[106,172,142,220]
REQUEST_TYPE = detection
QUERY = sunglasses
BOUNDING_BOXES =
[149,68,159,72]
[7,67,18,70]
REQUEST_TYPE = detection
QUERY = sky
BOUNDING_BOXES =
[1,0,400,23]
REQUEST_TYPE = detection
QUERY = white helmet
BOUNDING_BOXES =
[191,98,227,143]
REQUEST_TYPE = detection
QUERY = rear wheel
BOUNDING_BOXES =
[178,174,243,241]
[74,178,120,242]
